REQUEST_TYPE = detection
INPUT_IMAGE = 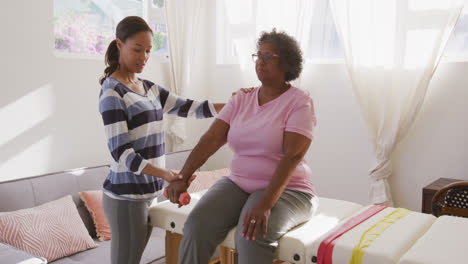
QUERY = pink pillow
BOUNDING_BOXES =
[0,195,98,262]
[79,190,111,241]
[187,168,230,193]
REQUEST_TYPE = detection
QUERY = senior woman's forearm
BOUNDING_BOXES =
[179,137,220,183]
[179,120,229,183]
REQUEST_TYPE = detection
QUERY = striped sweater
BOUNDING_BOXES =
[99,77,217,201]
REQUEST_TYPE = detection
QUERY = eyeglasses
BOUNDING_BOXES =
[252,53,279,64]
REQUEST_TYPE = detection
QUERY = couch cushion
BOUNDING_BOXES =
[30,166,110,237]
[0,179,36,212]
[0,195,98,262]
[51,227,165,264]
[80,190,111,241]
[0,242,47,264]
[0,166,110,238]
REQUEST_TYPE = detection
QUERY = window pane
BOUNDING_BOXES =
[153,0,164,8]
[306,0,343,60]
[54,0,167,55]
[151,23,168,54]
[444,6,468,58]
[216,0,344,64]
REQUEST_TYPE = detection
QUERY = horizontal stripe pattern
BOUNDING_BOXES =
[103,178,164,195]
[110,155,165,173]
[99,77,216,200]
[127,109,164,130]
[154,85,214,119]
[107,171,161,185]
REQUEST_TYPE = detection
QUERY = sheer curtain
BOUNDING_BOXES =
[329,0,465,205]
[164,0,202,151]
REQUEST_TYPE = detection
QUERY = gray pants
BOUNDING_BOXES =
[179,177,318,264]
[102,193,153,264]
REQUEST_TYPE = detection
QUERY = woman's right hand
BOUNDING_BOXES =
[162,169,183,183]
[232,87,254,96]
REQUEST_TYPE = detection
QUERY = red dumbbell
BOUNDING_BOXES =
[163,188,191,205]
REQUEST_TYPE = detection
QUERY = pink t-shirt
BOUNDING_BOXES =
[217,86,317,195]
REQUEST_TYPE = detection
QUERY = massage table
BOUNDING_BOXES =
[149,189,468,264]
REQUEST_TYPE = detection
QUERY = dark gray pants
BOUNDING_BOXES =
[102,193,153,264]
[179,177,318,264]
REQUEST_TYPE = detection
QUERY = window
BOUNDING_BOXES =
[216,0,343,65]
[216,0,468,64]
[53,0,167,57]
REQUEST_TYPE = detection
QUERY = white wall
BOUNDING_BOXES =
[391,62,468,210]
[0,0,170,181]
[1,1,467,211]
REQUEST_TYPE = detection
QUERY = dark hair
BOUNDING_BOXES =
[99,16,153,85]
[257,29,303,82]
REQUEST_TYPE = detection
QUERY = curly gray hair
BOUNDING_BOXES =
[257,29,303,82]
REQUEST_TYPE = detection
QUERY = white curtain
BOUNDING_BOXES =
[329,0,465,205]
[164,0,202,151]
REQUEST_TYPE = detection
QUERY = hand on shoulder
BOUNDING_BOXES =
[232,87,255,96]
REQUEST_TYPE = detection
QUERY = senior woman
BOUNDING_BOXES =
[166,29,318,264]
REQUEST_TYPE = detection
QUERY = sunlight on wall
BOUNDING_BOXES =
[69,168,86,176]
[0,135,53,182]
[0,84,55,148]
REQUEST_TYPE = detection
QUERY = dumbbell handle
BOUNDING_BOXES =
[163,188,191,205]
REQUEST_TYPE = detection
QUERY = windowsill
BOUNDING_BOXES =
[440,55,468,63]
[53,50,170,63]
[54,50,104,60]
[53,50,468,65]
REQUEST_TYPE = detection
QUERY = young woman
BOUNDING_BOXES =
[98,16,247,264]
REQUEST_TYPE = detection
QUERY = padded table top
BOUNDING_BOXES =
[308,206,436,264]
[398,215,468,264]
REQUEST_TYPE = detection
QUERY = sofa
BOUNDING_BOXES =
[0,150,194,264]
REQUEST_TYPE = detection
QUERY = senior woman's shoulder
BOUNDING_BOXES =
[290,86,313,102]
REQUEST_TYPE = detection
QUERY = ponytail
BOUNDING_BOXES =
[99,40,120,85]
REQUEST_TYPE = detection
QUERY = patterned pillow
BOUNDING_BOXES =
[79,190,111,241]
[187,168,230,193]
[0,195,98,262]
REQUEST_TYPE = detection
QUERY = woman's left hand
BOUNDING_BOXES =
[242,202,271,240]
